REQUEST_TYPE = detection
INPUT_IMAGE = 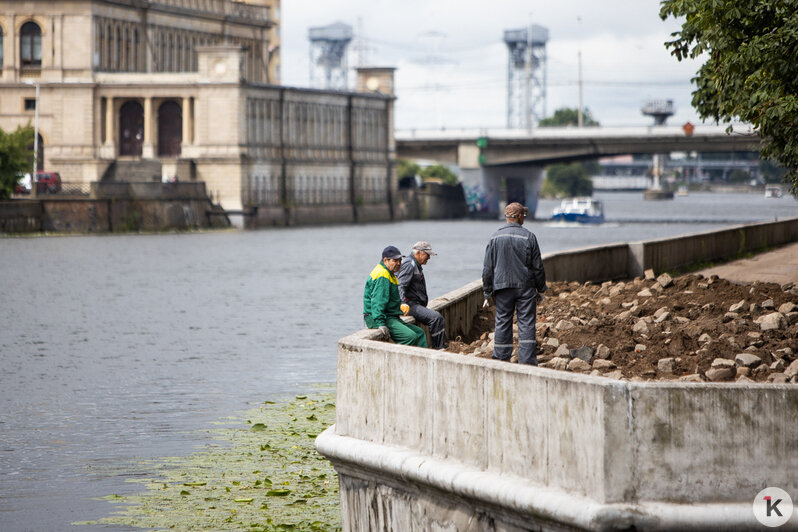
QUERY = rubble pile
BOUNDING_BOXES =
[447,272,798,383]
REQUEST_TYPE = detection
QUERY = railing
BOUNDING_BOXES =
[149,0,270,21]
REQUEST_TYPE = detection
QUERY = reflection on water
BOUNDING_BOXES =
[0,192,796,530]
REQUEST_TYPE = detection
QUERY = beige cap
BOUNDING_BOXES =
[411,241,437,256]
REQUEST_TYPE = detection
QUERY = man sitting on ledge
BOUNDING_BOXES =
[363,246,428,348]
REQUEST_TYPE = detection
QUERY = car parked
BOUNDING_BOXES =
[36,171,62,193]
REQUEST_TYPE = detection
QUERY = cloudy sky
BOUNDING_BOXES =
[279,1,705,131]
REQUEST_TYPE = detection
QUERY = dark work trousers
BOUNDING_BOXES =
[409,304,447,349]
[493,286,538,365]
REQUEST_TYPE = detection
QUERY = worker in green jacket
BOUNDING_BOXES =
[363,246,428,347]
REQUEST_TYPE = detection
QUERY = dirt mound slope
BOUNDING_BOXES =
[446,273,798,383]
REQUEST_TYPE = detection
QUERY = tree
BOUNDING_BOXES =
[0,125,34,200]
[419,164,459,186]
[538,107,599,127]
[660,1,798,191]
[397,159,420,180]
[542,163,593,198]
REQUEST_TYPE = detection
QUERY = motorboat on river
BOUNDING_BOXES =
[764,185,783,198]
[551,197,605,224]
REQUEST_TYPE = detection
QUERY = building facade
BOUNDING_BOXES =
[0,0,397,220]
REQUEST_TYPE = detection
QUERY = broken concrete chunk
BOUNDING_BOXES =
[567,358,591,372]
[593,359,616,370]
[570,346,594,363]
[656,272,673,288]
[755,312,785,331]
[657,357,676,375]
[734,353,762,368]
[595,344,611,359]
[729,299,747,313]
[706,367,735,381]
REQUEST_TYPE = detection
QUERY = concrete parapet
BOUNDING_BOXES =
[322,314,798,530]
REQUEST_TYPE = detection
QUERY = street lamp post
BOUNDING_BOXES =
[25,80,40,198]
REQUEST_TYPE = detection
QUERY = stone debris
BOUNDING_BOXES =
[449,274,798,383]
[735,353,762,368]
[657,357,676,375]
[729,299,747,313]
[755,312,785,331]
[657,273,674,288]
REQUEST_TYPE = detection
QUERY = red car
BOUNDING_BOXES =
[35,171,62,193]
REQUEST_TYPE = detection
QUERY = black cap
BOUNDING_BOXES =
[381,245,403,259]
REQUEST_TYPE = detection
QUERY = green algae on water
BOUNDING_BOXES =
[76,390,340,531]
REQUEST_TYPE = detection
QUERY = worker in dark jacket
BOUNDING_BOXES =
[482,202,546,365]
[363,246,428,347]
[397,241,447,349]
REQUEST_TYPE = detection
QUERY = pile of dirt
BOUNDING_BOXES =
[446,273,798,383]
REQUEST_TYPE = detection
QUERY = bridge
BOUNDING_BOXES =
[395,124,760,217]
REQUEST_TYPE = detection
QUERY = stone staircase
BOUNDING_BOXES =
[101,159,163,182]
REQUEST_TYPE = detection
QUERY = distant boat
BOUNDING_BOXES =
[551,197,605,224]
[676,186,689,196]
[764,185,783,198]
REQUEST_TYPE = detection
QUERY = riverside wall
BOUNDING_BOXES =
[0,182,229,234]
[316,218,798,531]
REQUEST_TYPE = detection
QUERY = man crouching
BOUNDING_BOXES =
[363,246,428,347]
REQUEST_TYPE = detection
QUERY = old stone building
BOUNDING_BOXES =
[0,0,397,222]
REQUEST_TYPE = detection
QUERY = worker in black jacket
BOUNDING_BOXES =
[482,202,546,365]
[397,241,447,349]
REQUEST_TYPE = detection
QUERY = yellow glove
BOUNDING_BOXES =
[400,303,410,315]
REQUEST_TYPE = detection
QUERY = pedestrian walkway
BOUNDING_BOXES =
[695,241,798,285]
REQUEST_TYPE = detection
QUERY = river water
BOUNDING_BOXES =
[1,192,796,531]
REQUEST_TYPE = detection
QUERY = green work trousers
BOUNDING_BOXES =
[366,315,428,348]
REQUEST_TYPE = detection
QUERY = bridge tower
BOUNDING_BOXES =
[308,22,354,90]
[642,99,676,199]
[504,25,549,130]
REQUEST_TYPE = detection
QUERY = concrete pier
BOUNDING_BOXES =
[317,218,798,531]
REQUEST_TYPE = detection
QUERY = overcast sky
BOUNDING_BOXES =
[279,1,705,131]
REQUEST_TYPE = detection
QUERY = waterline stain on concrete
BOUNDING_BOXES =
[76,389,340,531]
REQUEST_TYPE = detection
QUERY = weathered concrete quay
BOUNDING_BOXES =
[316,217,798,531]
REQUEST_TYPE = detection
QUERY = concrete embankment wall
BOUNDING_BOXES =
[0,182,229,234]
[316,218,798,531]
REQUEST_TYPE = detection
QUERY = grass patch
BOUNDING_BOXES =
[75,389,340,531]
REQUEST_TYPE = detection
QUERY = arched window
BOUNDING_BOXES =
[20,21,42,67]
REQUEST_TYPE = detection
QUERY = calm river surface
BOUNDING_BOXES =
[1,191,796,531]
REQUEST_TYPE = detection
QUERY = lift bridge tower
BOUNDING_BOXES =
[504,25,549,130]
[309,22,353,90]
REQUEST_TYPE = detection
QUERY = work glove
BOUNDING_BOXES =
[482,299,491,309]
[378,325,390,338]
[400,303,410,316]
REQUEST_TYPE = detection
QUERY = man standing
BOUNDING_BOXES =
[363,246,428,347]
[397,241,447,349]
[482,202,546,365]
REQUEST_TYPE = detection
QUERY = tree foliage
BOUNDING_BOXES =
[397,159,420,180]
[538,107,599,127]
[419,164,459,186]
[0,125,34,200]
[542,163,593,198]
[660,0,798,190]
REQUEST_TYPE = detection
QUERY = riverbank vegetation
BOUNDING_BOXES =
[77,390,340,531]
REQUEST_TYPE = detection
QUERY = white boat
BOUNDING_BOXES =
[764,185,783,198]
[551,197,605,224]
[676,186,689,196]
